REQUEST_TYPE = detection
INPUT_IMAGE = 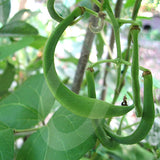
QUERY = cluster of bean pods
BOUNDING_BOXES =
[43,0,155,146]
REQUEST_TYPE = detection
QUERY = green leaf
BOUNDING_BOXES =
[0,62,15,96]
[16,107,96,160]
[0,103,40,129]
[29,35,47,49]
[0,37,35,60]
[9,9,32,23]
[0,121,14,160]
[124,0,135,8]
[0,35,47,60]
[0,21,38,37]
[0,74,55,129]
[0,0,11,25]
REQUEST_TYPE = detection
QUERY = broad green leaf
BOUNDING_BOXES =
[29,35,47,49]
[9,9,31,23]
[0,0,11,25]
[0,36,46,60]
[0,74,55,128]
[0,37,34,60]
[0,121,14,160]
[16,107,96,160]
[0,21,38,37]
[0,62,15,96]
[0,103,40,129]
[124,0,135,8]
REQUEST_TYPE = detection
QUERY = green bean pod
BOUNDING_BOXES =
[92,119,118,149]
[103,71,155,144]
[43,7,134,119]
[86,67,118,149]
[47,0,64,22]
[85,68,96,99]
[130,25,142,117]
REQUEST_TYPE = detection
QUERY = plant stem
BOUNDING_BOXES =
[101,0,123,101]
[14,126,42,136]
[112,0,143,103]
[92,59,117,67]
[91,0,101,8]
[132,0,142,20]
[72,4,99,93]
[92,58,150,72]
[118,19,140,25]
[84,7,99,17]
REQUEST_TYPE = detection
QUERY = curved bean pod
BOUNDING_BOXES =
[103,71,155,144]
[130,25,142,117]
[47,0,64,22]
[86,67,118,149]
[43,7,134,119]
[92,119,118,149]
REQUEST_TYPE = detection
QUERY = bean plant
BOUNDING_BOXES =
[0,0,159,159]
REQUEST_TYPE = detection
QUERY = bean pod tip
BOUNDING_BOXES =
[142,70,151,77]
[87,67,94,72]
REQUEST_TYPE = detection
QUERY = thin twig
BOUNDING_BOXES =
[71,4,99,93]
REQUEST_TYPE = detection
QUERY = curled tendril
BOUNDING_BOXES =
[89,12,106,33]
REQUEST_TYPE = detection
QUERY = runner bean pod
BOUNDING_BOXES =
[86,67,118,149]
[43,7,134,119]
[47,0,64,22]
[103,71,155,144]
[130,25,142,117]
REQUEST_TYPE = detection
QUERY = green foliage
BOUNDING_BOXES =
[0,37,35,60]
[0,122,14,160]
[0,103,40,129]
[0,0,159,159]
[0,21,38,36]
[9,9,32,23]
[124,0,135,8]
[0,74,55,122]
[0,0,11,25]
[0,62,15,96]
[16,107,96,160]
